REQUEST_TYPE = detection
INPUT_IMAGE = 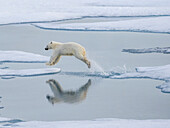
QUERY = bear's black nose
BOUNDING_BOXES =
[45,48,48,50]
[46,95,50,99]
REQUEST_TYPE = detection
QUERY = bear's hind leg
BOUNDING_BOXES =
[75,54,91,68]
[84,57,91,68]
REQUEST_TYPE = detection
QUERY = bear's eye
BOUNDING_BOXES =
[50,42,52,44]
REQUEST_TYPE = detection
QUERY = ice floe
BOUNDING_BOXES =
[111,65,170,93]
[156,81,170,93]
[122,47,170,54]
[0,51,61,79]
[0,51,49,63]
[0,117,170,128]
[0,0,170,34]
[0,1,170,25]
[33,17,170,34]
[88,0,170,7]
[0,68,60,79]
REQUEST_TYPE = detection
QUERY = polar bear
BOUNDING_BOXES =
[45,41,91,68]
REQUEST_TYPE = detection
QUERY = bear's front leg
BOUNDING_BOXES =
[46,53,57,66]
[46,62,53,66]
[46,62,50,65]
[46,60,56,66]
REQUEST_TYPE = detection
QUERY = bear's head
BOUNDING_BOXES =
[45,41,57,50]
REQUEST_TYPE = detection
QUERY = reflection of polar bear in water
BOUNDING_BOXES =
[46,79,91,104]
[45,41,91,68]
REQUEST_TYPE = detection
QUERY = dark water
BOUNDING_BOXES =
[0,25,170,121]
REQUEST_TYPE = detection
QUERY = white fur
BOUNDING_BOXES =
[45,41,91,68]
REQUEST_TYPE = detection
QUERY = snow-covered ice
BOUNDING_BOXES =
[0,51,49,63]
[0,51,61,79]
[0,117,170,128]
[156,81,170,93]
[0,0,170,33]
[111,65,170,93]
[1,7,170,25]
[1,0,170,25]
[114,64,170,81]
[123,47,170,54]
[33,17,170,33]
[0,68,61,79]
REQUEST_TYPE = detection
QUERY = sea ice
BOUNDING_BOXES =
[156,81,170,93]
[0,0,170,34]
[0,117,170,128]
[122,47,170,54]
[111,65,170,93]
[0,51,61,79]
[0,68,61,79]
[33,16,170,34]
[111,65,170,80]
[0,51,49,63]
